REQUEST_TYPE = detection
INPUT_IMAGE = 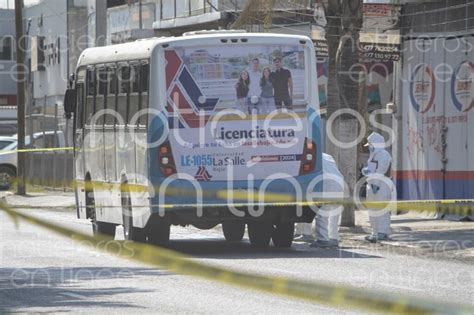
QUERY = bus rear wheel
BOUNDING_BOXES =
[272,222,295,248]
[147,221,170,246]
[93,220,116,237]
[248,222,272,248]
[122,189,146,242]
[222,222,245,242]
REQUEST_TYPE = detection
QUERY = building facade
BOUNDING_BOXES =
[93,0,313,44]
[23,0,87,132]
[396,0,474,200]
[0,8,17,135]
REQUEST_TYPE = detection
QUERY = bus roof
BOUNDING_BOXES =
[76,32,311,67]
[77,38,162,66]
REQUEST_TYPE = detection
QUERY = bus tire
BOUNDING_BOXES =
[93,221,116,236]
[122,189,146,242]
[222,222,245,242]
[272,222,295,248]
[248,222,272,248]
[148,222,170,246]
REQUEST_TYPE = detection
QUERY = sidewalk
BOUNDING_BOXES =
[1,191,473,262]
[0,191,75,208]
[342,211,474,263]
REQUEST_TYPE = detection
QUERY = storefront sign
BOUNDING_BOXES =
[359,32,400,62]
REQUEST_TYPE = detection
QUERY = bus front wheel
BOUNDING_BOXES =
[272,222,295,248]
[92,220,116,237]
[222,222,245,242]
[248,222,272,248]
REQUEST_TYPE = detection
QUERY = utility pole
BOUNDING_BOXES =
[139,0,143,30]
[325,0,364,227]
[15,0,26,195]
[95,0,107,47]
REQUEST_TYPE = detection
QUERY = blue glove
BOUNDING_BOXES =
[371,184,380,194]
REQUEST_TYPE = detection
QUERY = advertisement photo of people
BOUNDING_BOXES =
[237,57,294,114]
[180,45,307,115]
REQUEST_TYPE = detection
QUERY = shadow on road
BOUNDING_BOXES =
[164,238,382,260]
[0,267,166,312]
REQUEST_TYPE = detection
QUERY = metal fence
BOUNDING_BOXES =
[25,103,73,189]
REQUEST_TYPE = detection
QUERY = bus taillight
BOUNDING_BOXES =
[299,138,316,175]
[159,142,176,176]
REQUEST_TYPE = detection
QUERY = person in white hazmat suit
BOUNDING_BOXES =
[361,132,394,243]
[295,153,345,247]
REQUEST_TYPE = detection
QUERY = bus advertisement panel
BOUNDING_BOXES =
[164,44,313,182]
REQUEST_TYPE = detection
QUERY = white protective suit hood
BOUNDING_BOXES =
[365,132,386,151]
[322,153,341,176]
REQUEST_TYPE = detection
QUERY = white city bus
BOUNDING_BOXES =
[65,31,323,248]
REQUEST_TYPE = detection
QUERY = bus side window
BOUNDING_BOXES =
[98,66,108,96]
[96,66,107,125]
[86,68,96,96]
[139,62,149,126]
[119,65,131,94]
[85,67,96,125]
[117,64,130,125]
[75,68,86,130]
[105,65,117,126]
[132,63,140,94]
[75,82,84,129]
[129,63,140,126]
[141,63,149,93]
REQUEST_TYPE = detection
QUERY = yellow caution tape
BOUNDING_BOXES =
[75,180,474,216]
[5,176,474,217]
[6,199,474,217]
[0,201,471,314]
[0,147,73,154]
[2,148,473,217]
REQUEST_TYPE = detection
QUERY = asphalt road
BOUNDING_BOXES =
[0,208,472,313]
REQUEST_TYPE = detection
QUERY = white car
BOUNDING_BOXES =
[0,136,17,151]
[0,131,65,190]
